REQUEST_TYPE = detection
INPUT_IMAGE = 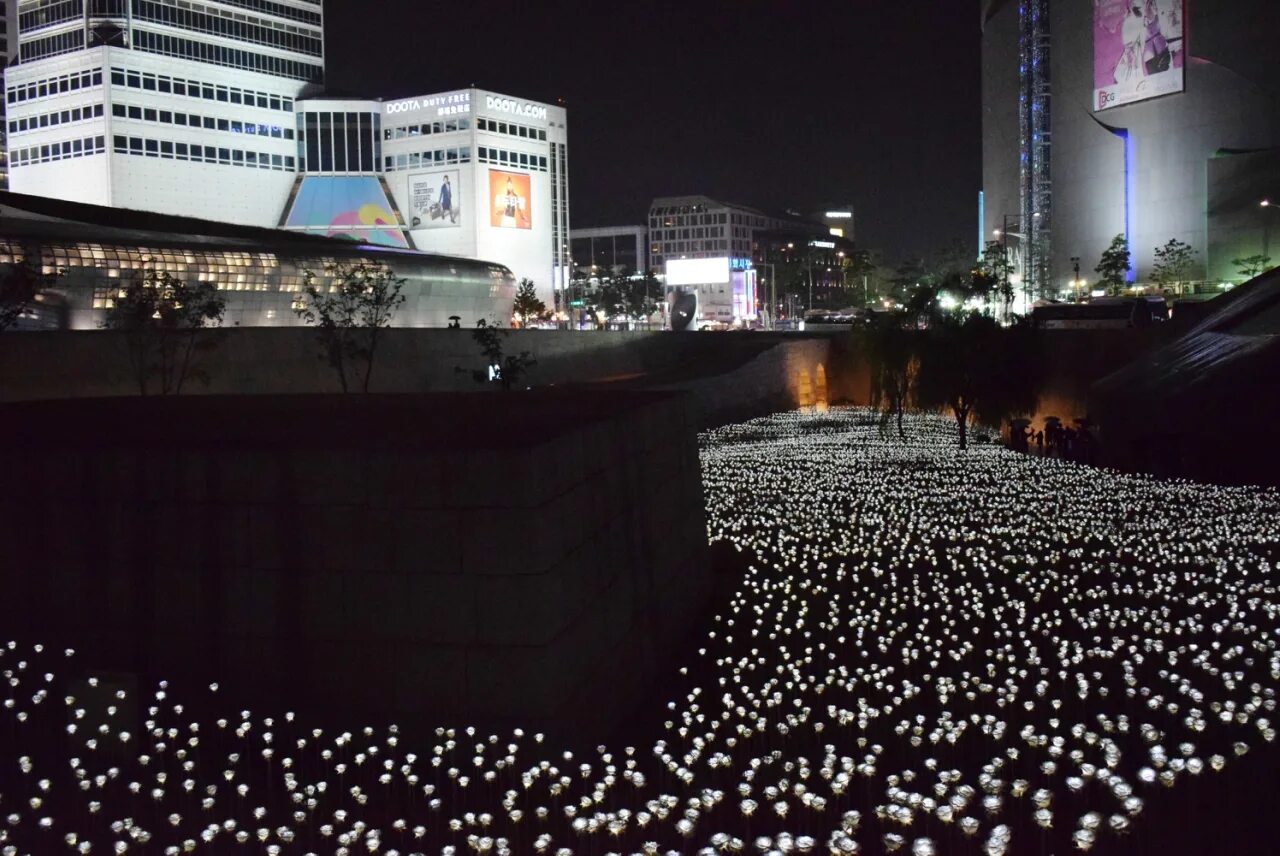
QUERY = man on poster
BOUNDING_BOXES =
[439,174,456,224]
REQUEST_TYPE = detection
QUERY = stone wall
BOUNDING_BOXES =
[0,392,710,739]
[0,328,839,427]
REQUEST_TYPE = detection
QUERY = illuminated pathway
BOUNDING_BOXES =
[3,408,1279,855]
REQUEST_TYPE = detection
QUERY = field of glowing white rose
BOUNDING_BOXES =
[3,406,1280,856]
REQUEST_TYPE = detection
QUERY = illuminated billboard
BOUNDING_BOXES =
[407,170,461,229]
[489,170,532,229]
[665,257,731,287]
[1094,0,1185,112]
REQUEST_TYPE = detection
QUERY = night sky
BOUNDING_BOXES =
[324,1,982,264]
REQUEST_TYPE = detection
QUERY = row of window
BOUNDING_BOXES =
[384,118,471,141]
[87,0,127,15]
[551,142,569,263]
[112,134,296,170]
[7,68,103,105]
[0,241,369,308]
[27,243,282,270]
[476,147,549,172]
[132,27,323,82]
[211,0,324,26]
[11,135,107,167]
[111,102,295,140]
[651,212,733,228]
[9,103,105,136]
[110,67,294,112]
[20,30,84,62]
[652,226,727,241]
[133,1,323,58]
[476,117,548,142]
[383,148,472,172]
[298,111,381,174]
[19,0,82,32]
[652,240,743,254]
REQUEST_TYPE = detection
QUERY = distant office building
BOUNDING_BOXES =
[649,195,795,325]
[569,225,647,277]
[817,206,855,241]
[752,228,860,314]
[4,5,570,313]
[982,0,1280,296]
[0,190,516,330]
[648,195,854,326]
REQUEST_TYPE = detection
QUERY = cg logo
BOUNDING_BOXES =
[1098,90,1118,110]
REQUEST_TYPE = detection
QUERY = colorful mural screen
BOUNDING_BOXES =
[1094,0,1185,112]
[283,176,409,248]
[408,170,462,229]
[488,170,532,230]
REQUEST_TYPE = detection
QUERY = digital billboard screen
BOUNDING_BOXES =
[407,170,461,229]
[489,170,532,229]
[1094,0,1185,112]
[665,257,731,287]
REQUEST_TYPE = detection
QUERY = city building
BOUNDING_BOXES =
[0,0,17,190]
[648,195,858,326]
[982,0,1280,300]
[4,4,569,314]
[649,195,800,326]
[752,229,861,318]
[569,225,647,277]
[816,206,855,241]
[363,88,570,312]
[0,190,516,330]
[7,0,323,224]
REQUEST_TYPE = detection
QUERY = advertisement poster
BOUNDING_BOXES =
[1094,0,1185,112]
[489,169,532,230]
[408,170,461,229]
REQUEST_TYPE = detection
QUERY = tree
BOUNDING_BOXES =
[976,241,1015,311]
[846,250,877,306]
[465,319,536,391]
[294,261,406,393]
[1095,234,1131,294]
[589,274,627,328]
[622,270,663,327]
[0,246,64,332]
[1151,238,1198,295]
[101,266,227,395]
[915,313,1042,450]
[887,259,928,307]
[1233,254,1272,281]
[511,278,545,327]
[865,314,917,439]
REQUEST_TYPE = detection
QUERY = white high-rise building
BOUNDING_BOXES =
[4,3,571,316]
[6,0,322,224]
[1,0,19,190]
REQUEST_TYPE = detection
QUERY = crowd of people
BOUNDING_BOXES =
[1009,417,1099,465]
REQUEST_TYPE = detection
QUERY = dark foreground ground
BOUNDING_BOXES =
[3,408,1279,855]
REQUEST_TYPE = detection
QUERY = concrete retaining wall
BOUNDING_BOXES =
[0,327,840,427]
[0,392,711,738]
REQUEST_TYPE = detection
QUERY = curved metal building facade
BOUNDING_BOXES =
[0,191,516,330]
[983,0,1280,294]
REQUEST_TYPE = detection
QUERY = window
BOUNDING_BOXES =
[130,28,324,82]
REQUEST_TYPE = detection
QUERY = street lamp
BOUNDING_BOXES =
[1260,200,1279,262]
